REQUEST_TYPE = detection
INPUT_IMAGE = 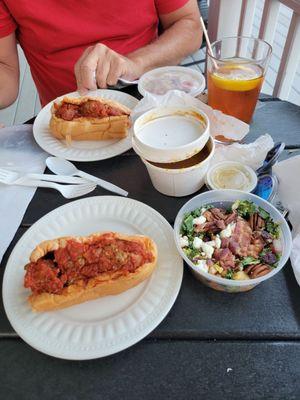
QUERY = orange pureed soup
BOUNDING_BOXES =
[208,59,264,123]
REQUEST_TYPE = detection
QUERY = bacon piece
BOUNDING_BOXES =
[215,220,226,230]
[213,248,235,269]
[229,218,252,257]
[221,237,230,248]
[210,208,227,220]
[248,232,265,258]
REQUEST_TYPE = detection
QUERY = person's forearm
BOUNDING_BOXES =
[0,64,19,109]
[126,17,202,77]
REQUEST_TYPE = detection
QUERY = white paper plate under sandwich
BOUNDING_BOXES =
[133,106,210,163]
[138,66,205,97]
[2,196,183,360]
[33,89,139,162]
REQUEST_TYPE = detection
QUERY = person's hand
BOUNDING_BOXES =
[74,44,142,94]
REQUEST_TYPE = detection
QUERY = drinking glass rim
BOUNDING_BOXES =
[207,35,273,64]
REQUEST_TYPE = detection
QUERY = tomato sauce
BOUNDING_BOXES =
[24,234,153,295]
[55,100,126,121]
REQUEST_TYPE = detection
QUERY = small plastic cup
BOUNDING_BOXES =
[206,161,258,192]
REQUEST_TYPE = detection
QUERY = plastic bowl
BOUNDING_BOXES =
[138,66,205,97]
[134,136,214,197]
[174,190,292,292]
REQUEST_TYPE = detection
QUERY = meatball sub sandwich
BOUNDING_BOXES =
[24,232,157,311]
[49,97,131,142]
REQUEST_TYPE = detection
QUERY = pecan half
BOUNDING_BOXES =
[249,213,265,231]
[244,263,272,279]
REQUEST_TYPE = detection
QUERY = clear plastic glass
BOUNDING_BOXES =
[207,36,272,123]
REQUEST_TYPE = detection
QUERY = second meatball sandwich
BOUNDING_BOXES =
[49,96,131,142]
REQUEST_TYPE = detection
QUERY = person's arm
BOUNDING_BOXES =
[75,0,202,93]
[0,33,19,109]
[127,0,202,74]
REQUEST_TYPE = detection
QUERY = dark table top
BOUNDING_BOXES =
[1,89,300,400]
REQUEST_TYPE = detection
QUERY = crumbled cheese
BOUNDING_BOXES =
[180,235,189,248]
[193,237,203,249]
[220,222,236,239]
[193,215,206,225]
[196,259,209,273]
[201,242,214,259]
[215,235,221,249]
[204,235,221,250]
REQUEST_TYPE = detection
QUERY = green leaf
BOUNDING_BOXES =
[191,208,202,218]
[183,247,199,260]
[225,269,233,279]
[184,214,194,234]
[232,200,257,218]
[258,207,270,220]
[266,221,280,239]
[241,256,260,267]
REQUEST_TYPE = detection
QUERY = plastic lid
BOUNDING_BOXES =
[206,161,257,193]
[138,66,205,97]
[133,106,210,163]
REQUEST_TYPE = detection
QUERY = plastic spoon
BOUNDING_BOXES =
[46,157,128,197]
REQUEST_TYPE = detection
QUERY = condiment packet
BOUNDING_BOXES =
[273,155,300,286]
[132,90,249,141]
[211,134,274,171]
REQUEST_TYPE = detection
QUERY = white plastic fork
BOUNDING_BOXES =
[0,171,96,199]
[0,168,86,184]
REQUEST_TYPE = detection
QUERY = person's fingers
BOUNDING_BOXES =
[106,55,125,86]
[74,46,94,94]
[96,57,111,89]
[75,46,100,92]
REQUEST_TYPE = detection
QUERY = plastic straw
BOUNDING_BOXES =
[200,17,218,70]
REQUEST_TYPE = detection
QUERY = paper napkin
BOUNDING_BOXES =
[273,155,300,286]
[0,125,47,263]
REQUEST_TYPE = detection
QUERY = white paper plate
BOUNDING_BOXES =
[33,90,139,162]
[2,196,183,360]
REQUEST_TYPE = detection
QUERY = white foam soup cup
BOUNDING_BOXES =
[134,136,215,197]
[133,106,210,164]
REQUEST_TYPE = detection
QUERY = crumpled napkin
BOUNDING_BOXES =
[0,125,47,263]
[212,134,274,170]
[273,155,300,285]
[132,90,249,141]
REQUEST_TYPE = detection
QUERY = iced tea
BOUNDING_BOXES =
[208,60,264,123]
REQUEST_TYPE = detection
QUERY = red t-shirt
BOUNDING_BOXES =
[0,0,188,106]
